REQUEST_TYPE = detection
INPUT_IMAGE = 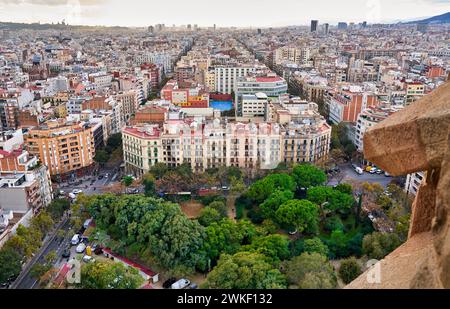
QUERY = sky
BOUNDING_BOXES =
[0,0,449,28]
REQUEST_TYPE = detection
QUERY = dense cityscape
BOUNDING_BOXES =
[0,2,449,294]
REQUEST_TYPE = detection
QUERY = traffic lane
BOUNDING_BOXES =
[17,221,71,289]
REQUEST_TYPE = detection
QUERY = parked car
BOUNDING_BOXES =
[72,189,83,194]
[71,234,80,245]
[187,283,198,289]
[376,169,383,174]
[171,278,191,289]
[76,243,86,253]
[62,248,71,258]
[163,277,177,289]
[384,171,391,177]
[369,169,376,174]
[97,175,104,180]
[82,255,95,263]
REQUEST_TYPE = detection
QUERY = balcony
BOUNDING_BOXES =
[346,80,450,289]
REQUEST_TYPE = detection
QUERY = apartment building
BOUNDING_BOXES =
[88,73,113,90]
[0,149,52,213]
[214,66,256,94]
[290,74,327,103]
[281,120,331,165]
[405,172,425,196]
[123,109,329,175]
[326,86,379,124]
[204,71,216,92]
[161,80,209,108]
[235,73,288,116]
[25,119,95,178]
[404,81,425,105]
[241,92,268,118]
[115,90,140,124]
[122,125,161,177]
[274,46,310,66]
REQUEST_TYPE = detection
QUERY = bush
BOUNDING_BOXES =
[247,209,264,224]
[235,203,244,220]
[362,232,402,260]
[208,201,227,217]
[324,216,344,232]
[303,238,329,257]
[199,195,226,206]
[235,195,253,210]
[289,239,305,257]
[338,257,362,284]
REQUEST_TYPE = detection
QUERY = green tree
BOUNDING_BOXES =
[275,200,319,234]
[292,164,327,189]
[208,201,227,217]
[326,229,349,258]
[142,173,156,196]
[362,232,402,260]
[335,183,353,195]
[47,199,70,220]
[282,252,336,289]
[203,252,287,289]
[45,250,57,265]
[149,163,169,180]
[30,263,51,280]
[303,237,329,256]
[149,212,205,271]
[105,133,122,153]
[338,257,362,284]
[247,173,296,203]
[307,186,355,215]
[0,247,22,284]
[94,149,110,165]
[79,260,144,289]
[122,176,134,187]
[377,194,394,211]
[243,234,290,264]
[30,211,54,235]
[198,207,223,226]
[199,219,256,270]
[229,176,245,195]
[260,190,294,219]
[6,224,42,258]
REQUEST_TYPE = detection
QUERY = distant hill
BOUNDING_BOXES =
[405,12,450,24]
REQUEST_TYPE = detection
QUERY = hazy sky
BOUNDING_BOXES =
[0,0,449,27]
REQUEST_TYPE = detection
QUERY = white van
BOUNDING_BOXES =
[71,234,80,245]
[171,279,191,289]
[355,167,363,175]
[83,218,93,229]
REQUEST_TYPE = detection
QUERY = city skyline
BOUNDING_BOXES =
[0,0,449,28]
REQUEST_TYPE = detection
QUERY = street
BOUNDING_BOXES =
[57,167,121,196]
[13,219,72,289]
[327,163,394,188]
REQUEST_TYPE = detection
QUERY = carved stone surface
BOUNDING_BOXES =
[408,179,436,238]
